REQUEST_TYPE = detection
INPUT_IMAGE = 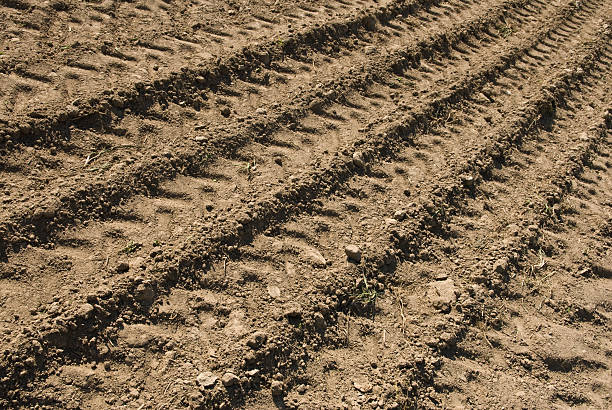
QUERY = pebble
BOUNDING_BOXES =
[220,107,231,117]
[271,380,284,396]
[134,283,155,305]
[255,107,267,115]
[393,209,406,221]
[352,151,365,168]
[221,372,239,387]
[306,249,327,267]
[197,371,218,388]
[267,285,281,298]
[116,262,130,273]
[313,312,327,331]
[246,331,268,349]
[353,380,373,393]
[344,245,362,263]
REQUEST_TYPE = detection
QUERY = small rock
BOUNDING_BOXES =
[462,175,476,188]
[194,136,207,142]
[435,272,448,281]
[352,151,365,168]
[129,257,145,271]
[393,210,406,221]
[271,380,284,396]
[246,369,260,377]
[197,371,218,388]
[222,372,239,387]
[255,107,267,115]
[267,285,281,298]
[353,380,373,393]
[246,331,268,349]
[493,257,509,274]
[124,333,152,348]
[284,304,302,319]
[128,388,140,399]
[134,283,155,305]
[75,303,94,319]
[314,312,327,331]
[116,262,129,273]
[363,16,377,31]
[220,107,231,117]
[345,245,362,263]
[306,249,327,267]
[296,384,307,394]
[364,46,377,55]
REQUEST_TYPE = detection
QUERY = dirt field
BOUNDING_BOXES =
[0,0,611,408]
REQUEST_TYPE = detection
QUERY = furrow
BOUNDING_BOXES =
[0,0,448,148]
[0,12,609,406]
[0,0,583,259]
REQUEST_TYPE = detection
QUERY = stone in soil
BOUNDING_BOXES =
[222,372,239,387]
[345,244,362,263]
[352,151,365,168]
[246,331,268,349]
[305,248,327,267]
[116,262,129,273]
[271,380,284,396]
[197,371,218,389]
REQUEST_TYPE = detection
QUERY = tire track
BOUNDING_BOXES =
[0,0,397,124]
[70,41,612,410]
[1,11,609,406]
[0,0,581,260]
[0,0,445,148]
[284,72,611,410]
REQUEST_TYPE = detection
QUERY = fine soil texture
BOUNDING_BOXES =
[0,0,611,408]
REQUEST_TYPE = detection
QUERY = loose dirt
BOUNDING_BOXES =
[0,0,610,408]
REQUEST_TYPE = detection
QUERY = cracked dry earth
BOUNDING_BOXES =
[0,0,611,408]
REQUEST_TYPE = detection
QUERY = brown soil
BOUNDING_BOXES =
[0,0,611,408]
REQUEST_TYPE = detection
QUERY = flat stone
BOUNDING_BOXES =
[267,285,281,298]
[353,380,373,393]
[305,249,327,267]
[196,371,217,388]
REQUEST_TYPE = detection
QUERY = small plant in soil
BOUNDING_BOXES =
[498,24,514,38]
[120,241,142,254]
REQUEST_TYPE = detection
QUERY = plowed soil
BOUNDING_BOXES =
[0,0,611,408]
